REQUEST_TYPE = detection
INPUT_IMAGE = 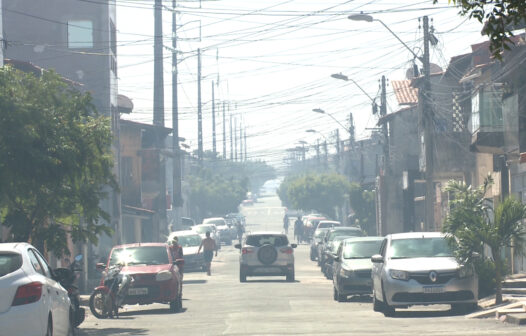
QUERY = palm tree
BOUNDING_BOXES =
[444,176,526,304]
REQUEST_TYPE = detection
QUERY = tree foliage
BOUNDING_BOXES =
[348,183,377,235]
[278,173,350,219]
[443,176,526,304]
[0,67,116,256]
[435,0,526,59]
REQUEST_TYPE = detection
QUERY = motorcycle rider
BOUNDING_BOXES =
[170,236,184,275]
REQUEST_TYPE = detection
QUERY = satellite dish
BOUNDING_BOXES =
[430,63,443,74]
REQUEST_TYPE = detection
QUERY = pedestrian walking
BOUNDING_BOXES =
[198,231,217,276]
[283,214,289,234]
[236,223,244,242]
[294,217,304,243]
[169,236,184,275]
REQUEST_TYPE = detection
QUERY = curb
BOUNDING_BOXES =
[504,313,526,325]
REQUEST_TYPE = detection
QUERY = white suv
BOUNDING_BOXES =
[235,232,297,282]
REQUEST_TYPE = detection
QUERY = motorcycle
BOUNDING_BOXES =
[89,262,133,319]
[53,254,85,331]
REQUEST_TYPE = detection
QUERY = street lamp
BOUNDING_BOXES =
[348,14,421,62]
[331,73,377,104]
[312,108,348,131]
[306,129,328,142]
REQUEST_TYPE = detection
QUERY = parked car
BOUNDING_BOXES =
[181,217,196,229]
[310,227,330,261]
[235,232,297,282]
[167,231,206,271]
[0,242,72,336]
[303,216,327,241]
[318,227,364,268]
[332,236,383,302]
[315,220,341,230]
[192,224,220,251]
[101,243,183,312]
[203,217,234,245]
[371,232,478,316]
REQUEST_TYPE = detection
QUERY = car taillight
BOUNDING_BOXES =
[280,248,293,254]
[242,248,253,255]
[12,282,43,306]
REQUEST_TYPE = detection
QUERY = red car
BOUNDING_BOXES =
[101,243,183,312]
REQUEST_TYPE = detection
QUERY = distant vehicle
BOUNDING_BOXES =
[302,215,327,241]
[242,199,254,206]
[319,227,364,273]
[315,220,341,230]
[0,242,72,336]
[181,217,196,228]
[167,231,206,271]
[332,237,383,302]
[203,217,233,245]
[310,227,331,261]
[371,232,478,317]
[235,232,297,282]
[192,224,221,251]
[95,243,184,313]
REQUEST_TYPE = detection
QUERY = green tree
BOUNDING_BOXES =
[443,176,526,304]
[348,183,376,235]
[0,67,115,256]
[435,0,526,59]
[282,173,349,219]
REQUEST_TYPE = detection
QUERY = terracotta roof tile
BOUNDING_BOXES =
[391,80,418,106]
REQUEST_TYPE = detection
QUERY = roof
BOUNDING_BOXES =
[391,80,418,106]
[112,242,168,249]
[388,232,445,240]
[5,58,81,86]
[377,106,416,126]
[342,236,384,243]
[120,119,173,136]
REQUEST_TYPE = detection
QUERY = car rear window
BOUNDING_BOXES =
[245,235,289,247]
[109,246,169,266]
[343,240,383,259]
[328,229,363,240]
[0,253,23,277]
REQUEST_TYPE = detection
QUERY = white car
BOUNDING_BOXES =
[0,242,72,336]
[167,231,206,271]
[192,224,220,250]
[371,232,478,316]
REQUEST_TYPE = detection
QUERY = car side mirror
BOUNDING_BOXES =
[96,262,106,271]
[234,243,241,249]
[291,244,297,248]
[471,251,481,259]
[371,254,384,263]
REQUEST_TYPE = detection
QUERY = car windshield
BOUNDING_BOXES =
[0,253,23,277]
[389,237,454,259]
[194,226,214,234]
[109,246,169,266]
[178,235,201,247]
[245,235,289,247]
[314,228,329,238]
[343,240,383,259]
[204,219,225,225]
[328,229,362,241]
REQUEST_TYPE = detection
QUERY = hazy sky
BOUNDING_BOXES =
[117,0,487,168]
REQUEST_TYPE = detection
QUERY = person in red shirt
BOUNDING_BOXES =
[170,236,184,275]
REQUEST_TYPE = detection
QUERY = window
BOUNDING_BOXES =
[0,253,23,277]
[245,235,289,247]
[68,20,93,48]
[33,250,52,278]
[109,246,169,266]
[28,250,45,276]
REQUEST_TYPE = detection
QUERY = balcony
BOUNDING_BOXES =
[470,86,505,154]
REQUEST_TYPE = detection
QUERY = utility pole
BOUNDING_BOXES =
[348,113,355,180]
[316,139,320,170]
[171,0,182,230]
[0,0,4,67]
[422,16,434,231]
[234,119,238,162]
[239,125,243,162]
[229,110,233,160]
[222,102,226,159]
[244,128,247,161]
[153,0,166,241]
[197,48,203,162]
[380,75,389,174]
[323,141,328,171]
[211,81,216,158]
[335,129,340,173]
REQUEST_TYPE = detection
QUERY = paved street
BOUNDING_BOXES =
[78,195,524,335]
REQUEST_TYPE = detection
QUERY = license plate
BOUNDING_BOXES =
[128,287,148,295]
[256,267,280,273]
[423,286,444,294]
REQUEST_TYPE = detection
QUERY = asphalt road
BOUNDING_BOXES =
[78,195,524,335]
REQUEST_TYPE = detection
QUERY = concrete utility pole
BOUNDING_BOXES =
[239,125,243,162]
[244,128,247,161]
[335,129,340,172]
[422,16,434,231]
[0,0,4,67]
[154,0,166,241]
[323,141,328,170]
[234,119,238,161]
[197,48,203,162]
[316,139,320,169]
[229,111,233,160]
[211,81,216,158]
[222,102,226,159]
[380,75,390,174]
[348,113,355,180]
[171,0,182,230]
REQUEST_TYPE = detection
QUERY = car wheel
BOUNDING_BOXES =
[240,271,247,282]
[333,287,338,301]
[45,315,53,336]
[381,287,395,317]
[286,268,295,282]
[372,289,383,312]
[170,295,182,313]
[337,290,346,302]
[89,289,112,319]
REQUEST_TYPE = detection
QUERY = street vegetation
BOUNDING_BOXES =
[0,67,116,257]
[443,176,526,304]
